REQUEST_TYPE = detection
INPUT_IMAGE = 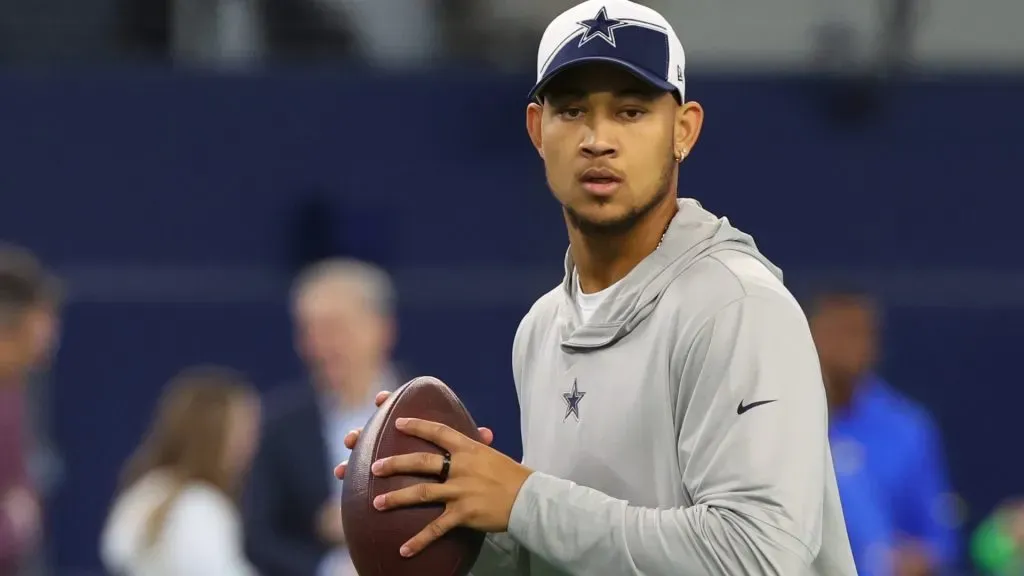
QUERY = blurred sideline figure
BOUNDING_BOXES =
[0,244,60,576]
[808,286,959,576]
[244,258,400,576]
[100,366,261,576]
[971,500,1024,575]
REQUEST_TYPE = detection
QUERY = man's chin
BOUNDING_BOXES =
[565,205,640,235]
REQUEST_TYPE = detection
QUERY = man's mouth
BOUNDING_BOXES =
[579,168,623,196]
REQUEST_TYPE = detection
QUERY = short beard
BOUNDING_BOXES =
[563,152,676,237]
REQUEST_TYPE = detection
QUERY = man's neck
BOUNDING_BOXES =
[320,367,383,410]
[823,373,856,413]
[0,369,26,389]
[569,198,678,293]
[0,353,28,387]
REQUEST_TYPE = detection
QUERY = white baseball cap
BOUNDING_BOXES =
[529,0,686,103]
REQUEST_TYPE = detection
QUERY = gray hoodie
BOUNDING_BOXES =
[473,198,857,575]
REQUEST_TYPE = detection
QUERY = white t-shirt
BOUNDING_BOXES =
[100,471,257,576]
[574,272,619,324]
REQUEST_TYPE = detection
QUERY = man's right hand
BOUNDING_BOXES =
[334,391,495,481]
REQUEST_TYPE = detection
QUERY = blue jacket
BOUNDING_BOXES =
[830,376,960,574]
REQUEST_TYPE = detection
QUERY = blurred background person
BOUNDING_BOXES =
[100,366,261,576]
[244,259,401,576]
[971,500,1024,575]
[808,286,960,576]
[0,244,60,576]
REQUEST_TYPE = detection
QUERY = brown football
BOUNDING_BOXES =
[341,376,486,576]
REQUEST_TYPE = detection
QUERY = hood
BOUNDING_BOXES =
[560,198,782,349]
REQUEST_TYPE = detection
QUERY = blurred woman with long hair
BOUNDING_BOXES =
[100,365,261,576]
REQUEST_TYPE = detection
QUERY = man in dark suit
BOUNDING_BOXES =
[244,259,401,576]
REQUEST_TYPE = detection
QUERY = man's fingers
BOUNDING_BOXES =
[344,388,393,448]
[334,461,347,480]
[373,482,457,511]
[344,428,361,450]
[400,509,463,557]
[478,427,494,446]
[346,424,489,453]
[395,418,469,452]
[372,452,447,478]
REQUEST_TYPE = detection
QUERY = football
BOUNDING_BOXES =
[341,376,486,576]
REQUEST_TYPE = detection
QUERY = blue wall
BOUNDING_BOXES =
[1,69,1022,571]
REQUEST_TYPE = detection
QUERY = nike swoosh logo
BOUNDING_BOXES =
[737,399,777,415]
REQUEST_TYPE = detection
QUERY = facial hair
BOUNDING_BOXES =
[563,149,676,237]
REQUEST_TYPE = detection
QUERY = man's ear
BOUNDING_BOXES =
[674,100,704,159]
[526,102,545,158]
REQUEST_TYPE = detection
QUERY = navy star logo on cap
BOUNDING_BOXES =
[576,6,629,48]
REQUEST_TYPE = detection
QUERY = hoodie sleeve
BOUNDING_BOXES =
[471,533,530,576]
[506,294,831,575]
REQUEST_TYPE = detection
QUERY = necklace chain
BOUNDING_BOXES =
[655,219,672,250]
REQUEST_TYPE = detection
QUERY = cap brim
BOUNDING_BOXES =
[527,56,678,102]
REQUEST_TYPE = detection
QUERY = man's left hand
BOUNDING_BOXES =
[370,417,534,557]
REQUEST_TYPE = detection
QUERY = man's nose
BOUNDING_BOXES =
[579,121,617,159]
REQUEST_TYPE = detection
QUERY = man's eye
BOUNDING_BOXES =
[620,109,646,120]
[558,108,584,120]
